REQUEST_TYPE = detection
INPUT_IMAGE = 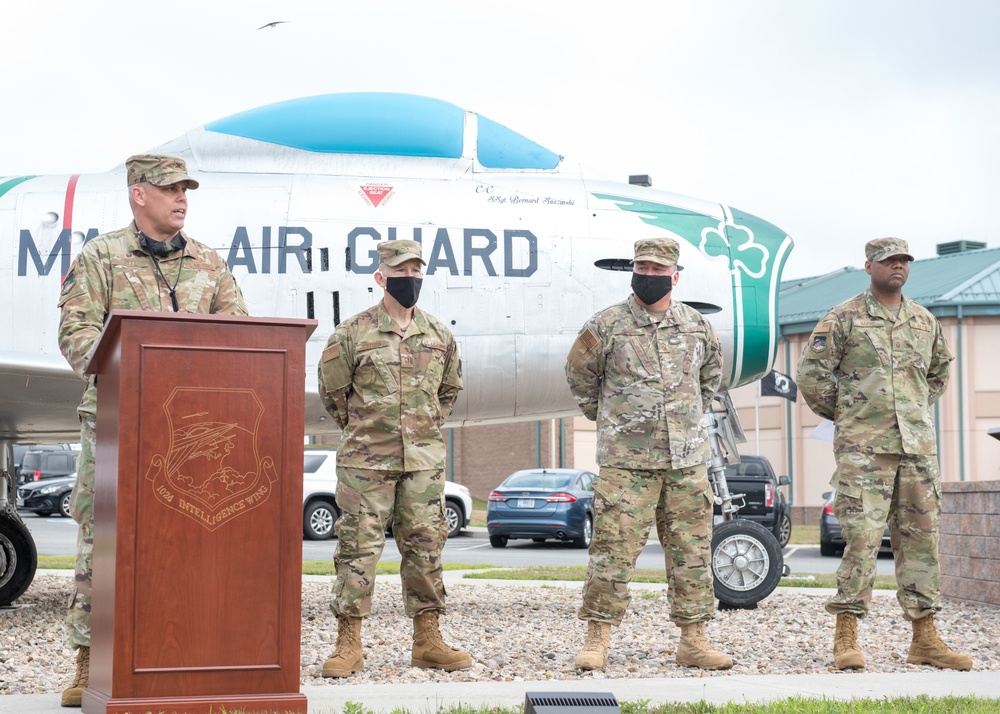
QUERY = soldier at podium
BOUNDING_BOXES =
[56,154,247,707]
[317,239,472,677]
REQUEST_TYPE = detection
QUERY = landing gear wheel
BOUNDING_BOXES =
[711,518,782,610]
[0,515,37,606]
[489,534,508,548]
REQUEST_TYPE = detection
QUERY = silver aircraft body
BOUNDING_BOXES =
[0,92,793,443]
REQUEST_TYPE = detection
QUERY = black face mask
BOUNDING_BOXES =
[385,276,423,309]
[631,272,673,305]
[139,231,186,257]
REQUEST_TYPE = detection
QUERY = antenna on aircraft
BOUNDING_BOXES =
[257,21,288,30]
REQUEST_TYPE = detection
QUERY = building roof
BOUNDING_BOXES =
[780,247,1000,334]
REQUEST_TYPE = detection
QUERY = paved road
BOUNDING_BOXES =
[20,511,893,575]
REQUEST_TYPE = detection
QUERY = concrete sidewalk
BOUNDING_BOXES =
[3,671,998,713]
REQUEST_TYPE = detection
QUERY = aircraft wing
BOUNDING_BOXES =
[0,353,84,442]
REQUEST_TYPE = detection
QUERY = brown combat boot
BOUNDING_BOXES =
[833,612,865,670]
[573,620,611,670]
[676,622,733,670]
[411,611,472,670]
[907,614,973,670]
[321,616,364,677]
[60,645,90,707]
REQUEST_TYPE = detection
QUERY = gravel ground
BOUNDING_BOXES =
[3,575,998,695]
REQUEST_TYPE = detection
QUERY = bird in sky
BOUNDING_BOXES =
[258,21,288,30]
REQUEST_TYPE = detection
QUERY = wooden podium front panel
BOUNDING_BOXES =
[90,315,308,704]
[134,346,285,674]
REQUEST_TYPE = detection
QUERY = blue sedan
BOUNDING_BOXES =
[486,468,596,548]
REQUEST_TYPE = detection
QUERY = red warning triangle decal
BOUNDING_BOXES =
[361,184,393,207]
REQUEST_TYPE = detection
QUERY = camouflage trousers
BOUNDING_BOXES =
[579,465,715,626]
[67,413,96,649]
[827,452,942,621]
[332,466,447,619]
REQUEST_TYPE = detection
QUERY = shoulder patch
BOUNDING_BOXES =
[813,322,832,334]
[580,327,600,353]
[321,343,341,362]
[60,273,76,295]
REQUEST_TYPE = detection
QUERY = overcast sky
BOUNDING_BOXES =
[4,1,998,279]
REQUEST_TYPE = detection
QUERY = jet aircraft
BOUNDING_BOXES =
[0,92,793,604]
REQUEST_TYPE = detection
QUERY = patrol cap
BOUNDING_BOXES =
[633,237,679,267]
[377,239,426,267]
[126,154,200,190]
[865,237,913,263]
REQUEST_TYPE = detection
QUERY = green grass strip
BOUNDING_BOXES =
[461,566,896,590]
[330,695,1000,714]
[35,556,496,577]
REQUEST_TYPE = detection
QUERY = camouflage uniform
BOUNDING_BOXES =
[317,297,462,618]
[566,279,723,626]
[798,276,952,621]
[57,158,247,649]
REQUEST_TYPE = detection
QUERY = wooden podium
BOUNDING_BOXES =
[82,311,317,714]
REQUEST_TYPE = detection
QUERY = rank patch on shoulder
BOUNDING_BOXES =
[321,343,341,362]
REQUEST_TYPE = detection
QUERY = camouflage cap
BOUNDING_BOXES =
[633,237,679,267]
[126,154,200,190]
[865,237,913,263]
[377,239,426,267]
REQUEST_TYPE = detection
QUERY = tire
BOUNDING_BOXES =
[59,492,73,519]
[820,540,838,557]
[572,514,593,549]
[776,512,792,548]
[34,511,51,518]
[711,518,783,610]
[444,499,463,538]
[0,514,38,606]
[303,500,339,541]
[489,534,508,548]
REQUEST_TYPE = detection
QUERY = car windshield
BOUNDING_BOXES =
[503,472,574,489]
[21,453,41,470]
[724,461,767,477]
[304,454,329,473]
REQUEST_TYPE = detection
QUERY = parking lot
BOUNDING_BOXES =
[21,512,894,575]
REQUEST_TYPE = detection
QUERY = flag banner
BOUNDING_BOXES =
[760,370,798,402]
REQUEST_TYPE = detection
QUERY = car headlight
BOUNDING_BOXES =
[457,485,470,496]
[38,485,62,495]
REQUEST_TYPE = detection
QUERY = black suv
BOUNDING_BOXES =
[18,447,79,484]
[714,454,792,547]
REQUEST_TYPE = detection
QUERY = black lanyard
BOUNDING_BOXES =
[140,232,186,312]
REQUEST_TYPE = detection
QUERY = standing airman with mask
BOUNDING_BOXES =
[565,237,730,671]
[317,239,470,677]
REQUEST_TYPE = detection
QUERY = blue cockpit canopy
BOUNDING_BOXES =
[204,92,560,170]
